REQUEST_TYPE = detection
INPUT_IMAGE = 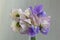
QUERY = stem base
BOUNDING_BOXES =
[31,37,36,40]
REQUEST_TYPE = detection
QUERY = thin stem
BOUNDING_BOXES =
[31,37,36,40]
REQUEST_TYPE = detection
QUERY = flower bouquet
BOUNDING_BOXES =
[10,4,51,40]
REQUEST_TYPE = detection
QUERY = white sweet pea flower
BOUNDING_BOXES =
[10,9,23,21]
[11,21,21,32]
[11,20,29,34]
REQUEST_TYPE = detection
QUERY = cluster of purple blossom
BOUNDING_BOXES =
[10,4,51,37]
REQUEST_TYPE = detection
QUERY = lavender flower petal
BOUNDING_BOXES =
[34,4,43,14]
[37,11,47,17]
[27,25,39,37]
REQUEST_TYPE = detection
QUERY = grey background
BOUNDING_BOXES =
[0,0,60,40]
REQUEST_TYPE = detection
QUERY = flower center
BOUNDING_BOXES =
[16,13,20,17]
[16,22,21,27]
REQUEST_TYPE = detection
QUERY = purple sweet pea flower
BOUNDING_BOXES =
[27,25,39,37]
[39,16,51,35]
[30,4,47,17]
[34,4,47,17]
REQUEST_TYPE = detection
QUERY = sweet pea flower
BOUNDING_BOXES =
[39,16,51,35]
[10,9,23,21]
[11,21,21,32]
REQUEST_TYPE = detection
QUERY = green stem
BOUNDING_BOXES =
[31,37,36,40]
